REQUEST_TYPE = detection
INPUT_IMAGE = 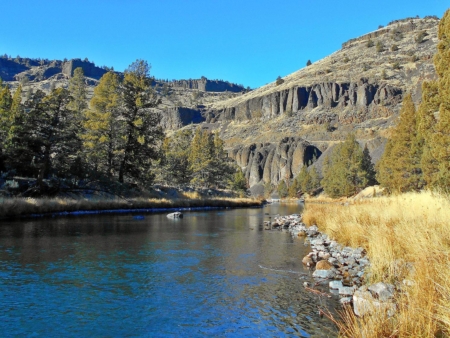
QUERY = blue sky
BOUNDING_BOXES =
[2,1,448,88]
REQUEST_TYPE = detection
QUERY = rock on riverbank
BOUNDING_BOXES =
[274,214,396,317]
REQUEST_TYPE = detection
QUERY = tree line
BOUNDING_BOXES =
[0,59,245,196]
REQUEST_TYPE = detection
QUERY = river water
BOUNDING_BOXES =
[0,204,338,337]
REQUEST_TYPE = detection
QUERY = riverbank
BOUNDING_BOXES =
[0,196,263,219]
[300,191,450,337]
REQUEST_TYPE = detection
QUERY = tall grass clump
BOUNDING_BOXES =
[303,191,450,337]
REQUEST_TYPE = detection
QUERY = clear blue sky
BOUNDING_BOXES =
[2,1,448,88]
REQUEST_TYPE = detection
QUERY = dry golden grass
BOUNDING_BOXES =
[0,196,263,219]
[303,191,450,337]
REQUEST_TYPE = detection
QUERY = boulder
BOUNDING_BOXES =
[353,290,396,317]
[329,280,344,289]
[316,260,333,270]
[302,254,314,267]
[368,282,395,301]
[313,269,336,279]
[167,212,183,219]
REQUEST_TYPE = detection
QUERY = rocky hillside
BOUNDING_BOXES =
[190,16,439,192]
[0,56,247,128]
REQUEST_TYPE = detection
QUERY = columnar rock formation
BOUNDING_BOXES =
[165,78,245,92]
[206,79,403,125]
[229,137,322,187]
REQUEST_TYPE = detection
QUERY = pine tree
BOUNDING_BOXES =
[321,134,367,197]
[417,82,440,188]
[230,168,247,195]
[296,165,311,194]
[288,178,300,197]
[429,10,450,189]
[161,129,193,185]
[7,89,82,184]
[117,60,163,184]
[82,71,120,177]
[361,144,377,186]
[377,94,422,192]
[0,79,12,171]
[309,166,321,194]
[277,180,288,198]
[68,67,87,115]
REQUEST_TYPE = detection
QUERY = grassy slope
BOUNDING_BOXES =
[302,191,450,337]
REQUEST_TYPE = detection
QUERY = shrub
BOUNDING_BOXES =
[366,39,374,48]
[392,62,401,70]
[376,41,384,53]
[343,56,350,63]
[391,44,398,52]
[410,54,419,62]
[275,76,284,85]
[381,69,388,80]
[306,60,312,66]
[415,30,428,44]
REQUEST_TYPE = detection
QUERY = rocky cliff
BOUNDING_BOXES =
[229,138,322,191]
[191,16,440,189]
[164,78,245,92]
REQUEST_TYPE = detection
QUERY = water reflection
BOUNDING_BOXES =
[0,204,338,337]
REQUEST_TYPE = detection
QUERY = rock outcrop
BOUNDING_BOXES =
[61,59,107,79]
[160,106,206,130]
[228,137,322,187]
[207,79,403,125]
[167,77,245,92]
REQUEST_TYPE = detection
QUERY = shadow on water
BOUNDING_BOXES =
[0,203,339,337]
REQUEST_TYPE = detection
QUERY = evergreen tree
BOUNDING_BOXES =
[117,60,163,184]
[161,129,193,185]
[361,144,377,186]
[7,89,82,185]
[309,166,321,194]
[0,79,12,171]
[230,168,247,195]
[288,178,300,197]
[321,134,367,197]
[417,81,440,187]
[188,129,233,188]
[82,71,120,177]
[377,94,422,192]
[429,10,450,189]
[68,67,87,115]
[296,165,311,194]
[277,180,288,198]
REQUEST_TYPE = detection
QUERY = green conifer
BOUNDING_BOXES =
[377,94,422,192]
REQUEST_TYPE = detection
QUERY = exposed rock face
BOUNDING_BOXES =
[0,58,30,81]
[62,59,107,79]
[206,79,402,125]
[167,78,245,92]
[228,137,322,187]
[160,107,206,130]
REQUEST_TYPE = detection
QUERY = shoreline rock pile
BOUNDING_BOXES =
[272,214,396,316]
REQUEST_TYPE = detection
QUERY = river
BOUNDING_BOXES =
[0,204,338,337]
